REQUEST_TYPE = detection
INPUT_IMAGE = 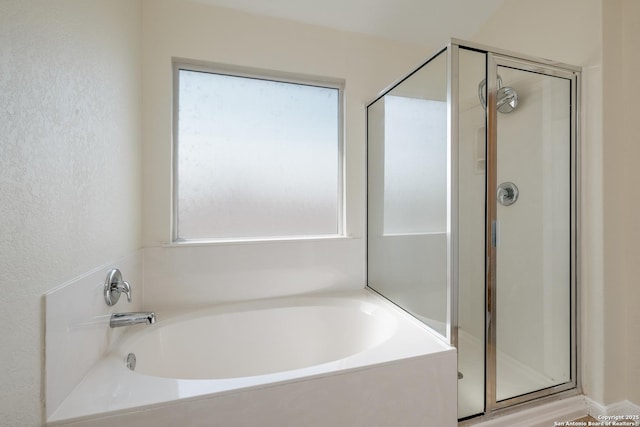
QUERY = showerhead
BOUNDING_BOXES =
[496,86,518,113]
[478,77,519,113]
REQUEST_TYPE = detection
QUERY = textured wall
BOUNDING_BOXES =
[0,1,141,425]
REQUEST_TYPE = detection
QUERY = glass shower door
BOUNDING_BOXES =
[488,56,577,406]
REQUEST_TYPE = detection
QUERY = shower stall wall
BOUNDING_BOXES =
[366,40,580,421]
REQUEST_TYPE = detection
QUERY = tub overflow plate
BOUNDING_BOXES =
[126,353,136,371]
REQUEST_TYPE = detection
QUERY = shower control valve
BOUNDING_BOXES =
[497,182,519,207]
[104,268,132,306]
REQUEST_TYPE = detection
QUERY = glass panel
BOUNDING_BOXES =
[176,69,340,240]
[457,48,487,419]
[495,66,572,401]
[382,95,447,234]
[367,50,448,336]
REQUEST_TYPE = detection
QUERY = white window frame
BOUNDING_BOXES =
[171,59,345,244]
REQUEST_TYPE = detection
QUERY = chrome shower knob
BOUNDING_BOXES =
[497,182,519,206]
[104,268,132,306]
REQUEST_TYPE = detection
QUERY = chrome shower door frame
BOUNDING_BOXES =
[483,51,581,413]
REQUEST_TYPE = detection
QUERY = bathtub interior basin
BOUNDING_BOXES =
[125,301,398,379]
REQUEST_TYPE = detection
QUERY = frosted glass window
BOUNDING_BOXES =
[175,67,341,241]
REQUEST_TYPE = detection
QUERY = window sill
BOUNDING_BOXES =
[163,234,355,248]
[379,231,447,237]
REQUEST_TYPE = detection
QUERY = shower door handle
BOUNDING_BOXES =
[491,221,500,248]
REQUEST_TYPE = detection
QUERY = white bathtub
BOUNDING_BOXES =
[48,289,457,427]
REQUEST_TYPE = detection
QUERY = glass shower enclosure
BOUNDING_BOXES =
[366,40,580,420]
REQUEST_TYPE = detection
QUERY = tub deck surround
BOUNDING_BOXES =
[47,289,457,426]
[142,238,364,309]
[44,251,143,420]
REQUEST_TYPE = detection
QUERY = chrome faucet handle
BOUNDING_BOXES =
[104,268,132,306]
[117,280,132,303]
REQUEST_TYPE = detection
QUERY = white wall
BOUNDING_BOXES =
[0,1,142,425]
[599,0,626,406]
[140,0,430,308]
[471,0,602,67]
[619,0,640,406]
[603,0,640,407]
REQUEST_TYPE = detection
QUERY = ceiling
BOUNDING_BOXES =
[192,0,506,47]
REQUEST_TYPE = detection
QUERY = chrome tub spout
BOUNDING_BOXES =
[110,312,156,328]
